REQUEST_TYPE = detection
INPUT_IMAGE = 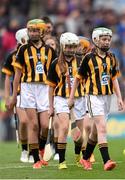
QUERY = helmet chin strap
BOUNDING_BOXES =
[30,38,40,43]
[63,50,75,57]
[100,47,110,52]
[94,43,109,53]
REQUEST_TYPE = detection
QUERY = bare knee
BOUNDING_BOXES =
[41,122,48,129]
[20,121,27,127]
[29,122,39,132]
[97,125,107,143]
[59,125,69,135]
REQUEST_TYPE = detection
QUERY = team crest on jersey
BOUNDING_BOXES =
[101,72,110,85]
[36,61,44,74]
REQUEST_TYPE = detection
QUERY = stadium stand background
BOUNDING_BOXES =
[0,0,125,140]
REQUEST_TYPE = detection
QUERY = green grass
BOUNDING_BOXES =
[0,139,125,179]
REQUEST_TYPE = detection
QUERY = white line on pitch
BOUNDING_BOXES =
[0,161,123,170]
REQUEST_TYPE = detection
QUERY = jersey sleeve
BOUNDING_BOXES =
[2,53,14,76]
[112,54,121,80]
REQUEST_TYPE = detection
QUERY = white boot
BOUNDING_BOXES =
[28,155,34,163]
[20,150,28,162]
[53,153,59,160]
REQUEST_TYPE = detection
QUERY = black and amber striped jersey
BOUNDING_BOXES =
[13,41,56,83]
[2,50,16,77]
[76,51,120,95]
[47,57,84,98]
[75,55,86,93]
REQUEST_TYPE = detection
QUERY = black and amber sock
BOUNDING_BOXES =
[81,146,86,157]
[57,143,67,163]
[74,141,82,155]
[21,140,28,151]
[29,143,40,163]
[99,143,110,164]
[39,136,47,150]
[28,144,32,155]
[84,139,97,160]
[28,146,33,156]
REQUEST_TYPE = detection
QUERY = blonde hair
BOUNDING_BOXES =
[58,49,67,75]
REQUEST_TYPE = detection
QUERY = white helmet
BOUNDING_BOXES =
[60,32,79,47]
[92,27,112,43]
[15,28,29,45]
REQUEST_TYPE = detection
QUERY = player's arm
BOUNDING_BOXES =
[8,48,24,109]
[12,67,22,101]
[48,86,55,117]
[7,67,22,109]
[4,75,11,108]
[46,59,57,116]
[112,55,124,111]
[7,67,22,110]
[4,75,10,99]
[112,78,124,111]
[68,77,80,108]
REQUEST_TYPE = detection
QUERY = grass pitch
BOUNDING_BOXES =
[0,139,125,179]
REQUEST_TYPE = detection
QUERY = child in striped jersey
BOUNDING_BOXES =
[69,27,124,171]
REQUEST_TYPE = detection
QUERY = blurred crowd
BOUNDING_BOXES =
[0,0,125,140]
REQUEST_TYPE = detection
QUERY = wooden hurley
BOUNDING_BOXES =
[43,116,54,161]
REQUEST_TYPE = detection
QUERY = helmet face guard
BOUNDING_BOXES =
[27,19,46,37]
[92,27,112,52]
[63,44,78,57]
[92,27,112,43]
[60,32,79,57]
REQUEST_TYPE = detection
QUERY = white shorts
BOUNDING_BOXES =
[87,95,112,119]
[54,96,86,120]
[85,96,88,112]
[16,95,21,108]
[20,83,49,112]
[73,97,86,120]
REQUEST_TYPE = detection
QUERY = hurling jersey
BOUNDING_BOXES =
[13,41,56,83]
[47,57,84,98]
[76,51,120,95]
